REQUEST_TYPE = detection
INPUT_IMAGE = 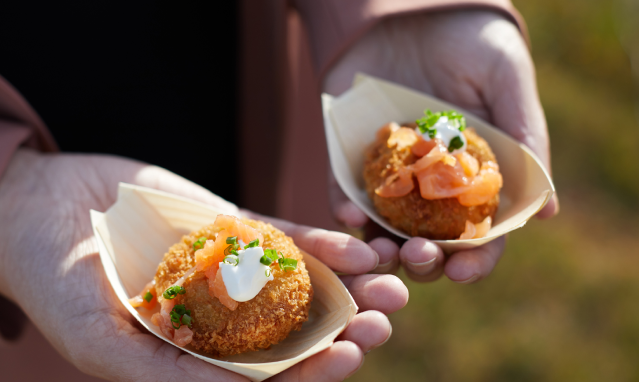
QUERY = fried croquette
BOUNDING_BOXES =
[363,126,499,240]
[154,218,313,357]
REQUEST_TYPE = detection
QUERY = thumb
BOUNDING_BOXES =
[481,24,559,218]
[132,164,240,215]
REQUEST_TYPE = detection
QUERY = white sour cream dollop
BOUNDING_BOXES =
[219,246,274,302]
[417,116,467,153]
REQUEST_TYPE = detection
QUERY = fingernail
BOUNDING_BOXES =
[366,323,392,354]
[405,257,437,275]
[372,249,380,270]
[454,274,479,284]
[345,355,366,379]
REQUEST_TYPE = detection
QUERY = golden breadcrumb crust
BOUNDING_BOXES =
[154,219,313,357]
[363,127,499,240]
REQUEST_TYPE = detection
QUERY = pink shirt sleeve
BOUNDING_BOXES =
[294,0,528,77]
[0,75,57,177]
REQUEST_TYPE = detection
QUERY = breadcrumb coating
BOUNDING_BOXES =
[363,127,499,240]
[154,219,313,357]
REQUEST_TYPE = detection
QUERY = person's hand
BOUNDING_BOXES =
[0,149,408,381]
[324,10,559,283]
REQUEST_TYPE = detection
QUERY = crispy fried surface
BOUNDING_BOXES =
[154,219,313,357]
[363,127,499,240]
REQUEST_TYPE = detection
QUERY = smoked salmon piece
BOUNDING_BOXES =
[210,268,238,311]
[213,215,264,248]
[458,217,492,240]
[375,167,414,197]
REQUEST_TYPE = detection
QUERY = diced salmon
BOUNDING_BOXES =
[458,217,492,240]
[387,127,418,150]
[152,299,176,340]
[457,162,503,207]
[409,141,455,173]
[458,221,477,240]
[376,167,414,197]
[376,122,400,141]
[128,281,157,310]
[194,240,216,271]
[415,161,471,200]
[457,152,480,177]
[213,215,264,248]
[210,268,238,311]
[474,216,492,238]
[375,135,502,207]
[411,136,437,157]
[173,326,194,347]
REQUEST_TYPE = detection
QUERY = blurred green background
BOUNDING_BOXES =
[351,1,639,381]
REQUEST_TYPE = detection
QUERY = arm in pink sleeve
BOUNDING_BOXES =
[293,0,529,77]
[0,75,57,178]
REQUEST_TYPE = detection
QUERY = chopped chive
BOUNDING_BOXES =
[223,255,239,266]
[448,136,464,152]
[244,238,259,249]
[173,304,187,315]
[143,291,153,303]
[263,248,279,263]
[278,258,298,272]
[260,255,273,266]
[416,109,466,138]
[193,237,207,251]
[181,314,193,328]
[226,236,238,245]
[163,285,186,300]
[265,268,272,277]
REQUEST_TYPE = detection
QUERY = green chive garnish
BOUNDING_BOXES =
[143,291,153,303]
[244,238,259,249]
[448,136,464,152]
[416,109,466,138]
[260,255,273,266]
[193,237,207,251]
[278,258,298,272]
[226,236,238,245]
[263,248,279,263]
[265,268,272,278]
[163,285,186,300]
[223,255,239,266]
[181,314,193,328]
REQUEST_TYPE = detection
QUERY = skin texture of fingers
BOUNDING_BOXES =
[368,237,400,274]
[324,9,558,232]
[328,169,369,228]
[444,236,506,283]
[399,238,445,282]
[270,341,364,382]
[241,210,379,274]
[340,274,408,314]
[335,310,392,353]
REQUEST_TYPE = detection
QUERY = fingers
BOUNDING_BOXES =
[340,274,408,314]
[74,323,247,382]
[399,238,445,282]
[328,169,368,228]
[133,165,240,214]
[536,193,560,220]
[368,237,400,274]
[444,236,506,284]
[271,341,364,382]
[243,211,378,274]
[335,310,392,353]
[480,21,559,218]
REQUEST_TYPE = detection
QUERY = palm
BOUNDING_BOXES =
[324,10,557,283]
[0,150,406,381]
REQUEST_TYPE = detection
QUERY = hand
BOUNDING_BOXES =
[324,10,559,283]
[0,149,408,381]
